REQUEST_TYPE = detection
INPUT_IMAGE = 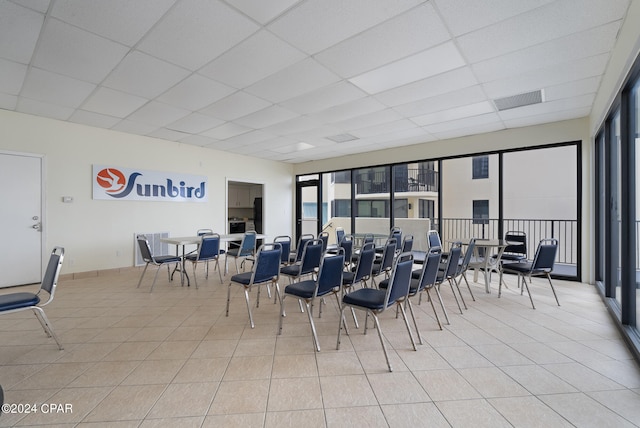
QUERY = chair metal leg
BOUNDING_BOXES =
[547,273,560,306]
[406,298,423,345]
[225,282,232,317]
[522,275,535,309]
[150,266,163,292]
[245,288,255,328]
[371,313,393,372]
[398,301,417,350]
[453,278,468,310]
[432,287,450,325]
[337,306,346,349]
[137,263,150,288]
[304,301,321,352]
[461,272,475,301]
[447,279,464,314]
[424,289,443,330]
[32,307,63,350]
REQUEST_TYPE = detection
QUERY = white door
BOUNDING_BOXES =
[0,153,43,287]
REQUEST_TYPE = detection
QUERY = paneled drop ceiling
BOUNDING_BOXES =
[0,0,631,163]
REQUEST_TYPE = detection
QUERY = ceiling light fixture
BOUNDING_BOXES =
[326,133,358,143]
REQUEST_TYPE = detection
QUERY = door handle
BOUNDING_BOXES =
[32,222,42,231]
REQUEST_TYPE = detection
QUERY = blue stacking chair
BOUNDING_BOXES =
[280,239,323,284]
[225,231,257,274]
[278,250,345,351]
[136,235,182,292]
[0,247,65,349]
[501,238,559,309]
[337,252,415,372]
[226,242,282,328]
[185,234,223,287]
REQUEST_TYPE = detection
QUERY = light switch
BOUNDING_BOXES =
[62,196,74,203]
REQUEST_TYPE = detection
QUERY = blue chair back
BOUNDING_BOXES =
[137,235,154,263]
[198,234,220,260]
[336,227,345,245]
[458,238,476,272]
[316,251,345,296]
[532,239,558,271]
[504,231,527,256]
[293,234,314,262]
[197,228,213,236]
[319,232,329,252]
[274,236,292,264]
[443,243,462,279]
[390,227,402,251]
[427,230,442,253]
[417,251,441,293]
[41,247,64,296]
[401,235,414,253]
[353,242,376,283]
[385,252,414,306]
[339,235,354,262]
[379,238,397,271]
[239,231,257,257]
[252,243,282,284]
[300,239,324,275]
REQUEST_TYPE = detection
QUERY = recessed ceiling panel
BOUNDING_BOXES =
[82,87,148,118]
[157,74,235,111]
[0,1,44,63]
[21,67,96,108]
[280,81,366,115]
[200,91,272,122]
[225,0,302,24]
[0,58,27,95]
[126,100,190,127]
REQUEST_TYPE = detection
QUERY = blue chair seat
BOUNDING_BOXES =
[502,262,534,274]
[342,271,355,284]
[342,287,386,310]
[280,263,301,276]
[283,279,316,299]
[154,255,181,263]
[0,292,40,312]
[379,278,421,294]
[230,272,253,285]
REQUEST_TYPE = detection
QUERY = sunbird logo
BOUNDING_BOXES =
[93,166,207,202]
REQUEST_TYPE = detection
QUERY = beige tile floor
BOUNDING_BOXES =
[1,263,640,427]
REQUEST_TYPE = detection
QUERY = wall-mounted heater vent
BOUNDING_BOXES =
[493,89,543,111]
[134,232,169,266]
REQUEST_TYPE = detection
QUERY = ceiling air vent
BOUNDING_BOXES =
[326,133,358,143]
[493,89,543,111]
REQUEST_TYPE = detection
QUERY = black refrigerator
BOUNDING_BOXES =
[253,198,263,247]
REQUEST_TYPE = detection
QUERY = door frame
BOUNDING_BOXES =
[1,150,46,281]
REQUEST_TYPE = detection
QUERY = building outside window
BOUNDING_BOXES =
[473,199,489,224]
[472,156,489,179]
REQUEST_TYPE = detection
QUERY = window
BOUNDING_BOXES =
[473,200,489,224]
[357,200,388,218]
[472,156,489,179]
[332,199,351,217]
[419,199,435,219]
[332,171,350,184]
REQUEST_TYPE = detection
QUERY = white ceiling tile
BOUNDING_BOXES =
[472,22,621,83]
[262,115,324,136]
[503,106,591,128]
[166,112,223,133]
[280,82,366,115]
[157,74,235,111]
[0,93,17,110]
[103,51,191,99]
[137,0,259,70]
[111,119,158,135]
[245,58,339,103]
[374,67,478,107]
[17,97,74,120]
[202,122,252,140]
[393,85,488,118]
[544,77,599,101]
[0,1,44,63]
[225,0,302,24]
[126,100,190,127]
[482,54,609,99]
[287,124,344,141]
[200,30,305,89]
[0,58,28,95]
[271,142,314,154]
[148,128,191,141]
[234,105,299,128]
[351,119,420,139]
[226,130,273,146]
[69,110,121,128]
[33,19,128,83]
[433,0,555,36]
[498,94,594,121]
[411,101,495,126]
[50,0,176,46]
[21,67,96,108]
[431,122,505,140]
[13,0,51,14]
[311,96,387,124]
[315,3,450,78]
[268,0,422,54]
[423,112,502,134]
[457,0,629,63]
[81,87,148,118]
[333,108,403,132]
[179,134,220,146]
[349,42,466,94]
[200,91,272,121]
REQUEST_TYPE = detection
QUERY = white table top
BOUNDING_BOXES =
[161,233,267,245]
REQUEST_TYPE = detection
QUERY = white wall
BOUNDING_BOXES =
[0,110,294,274]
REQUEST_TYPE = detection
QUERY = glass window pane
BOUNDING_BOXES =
[354,166,390,236]
[503,145,578,278]
[633,77,640,327]
[613,110,622,305]
[324,171,351,246]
